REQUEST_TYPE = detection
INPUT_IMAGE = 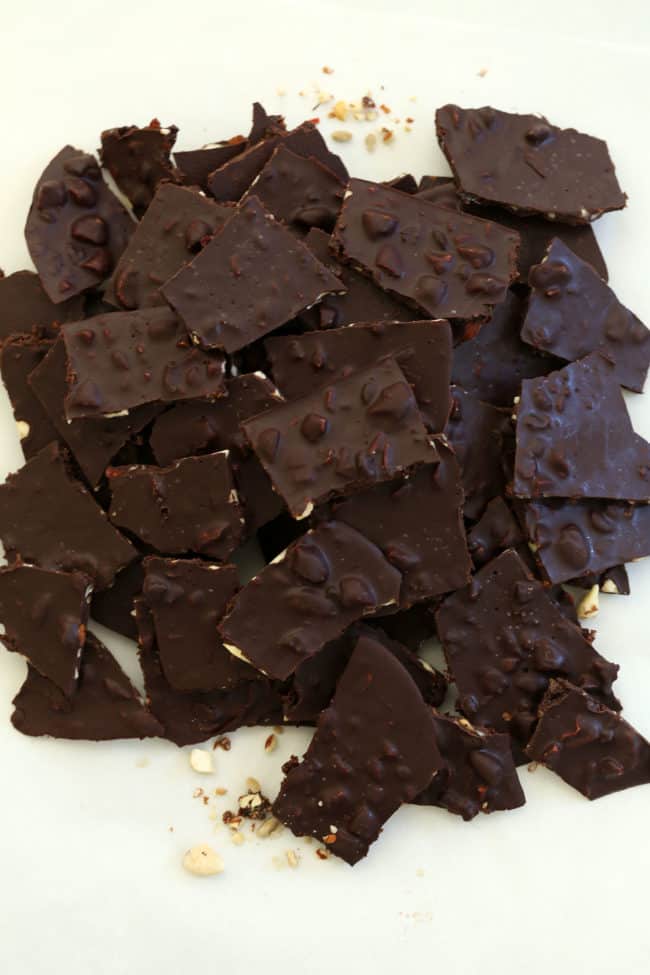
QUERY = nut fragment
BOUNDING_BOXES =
[190,748,214,774]
[286,849,300,868]
[246,776,261,793]
[182,844,224,877]
[322,65,334,75]
[331,100,348,121]
[264,733,278,753]
[365,133,377,152]
[331,130,352,143]
[601,579,620,594]
[257,816,281,838]
[16,420,30,440]
[231,831,245,846]
[577,584,599,620]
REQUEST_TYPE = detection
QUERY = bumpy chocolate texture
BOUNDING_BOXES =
[415,713,525,820]
[0,269,85,341]
[61,306,225,419]
[24,146,134,303]
[0,336,59,458]
[107,451,243,560]
[522,499,650,585]
[29,337,160,487]
[331,178,520,320]
[162,196,342,353]
[436,105,626,224]
[11,630,162,741]
[521,238,650,392]
[513,352,650,501]
[418,176,608,283]
[265,319,453,433]
[219,521,402,682]
[466,496,523,567]
[141,557,257,692]
[99,119,179,216]
[333,444,472,606]
[0,443,136,589]
[104,184,232,310]
[451,290,559,408]
[526,679,650,800]
[273,632,442,864]
[300,228,413,330]
[445,386,512,520]
[0,564,90,696]
[243,357,437,519]
[90,557,144,641]
[436,549,620,750]
[136,600,282,746]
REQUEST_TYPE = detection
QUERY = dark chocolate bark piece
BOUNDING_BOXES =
[451,290,559,408]
[333,444,472,606]
[467,496,524,567]
[162,197,342,353]
[61,306,225,419]
[299,228,413,330]
[175,138,247,191]
[231,453,285,534]
[521,238,650,392]
[99,119,179,216]
[273,632,443,865]
[445,386,512,520]
[149,372,282,465]
[384,174,418,194]
[90,557,144,640]
[0,335,59,458]
[366,600,437,652]
[108,451,243,560]
[104,183,232,310]
[29,337,159,486]
[526,679,650,799]
[521,498,650,585]
[332,178,519,320]
[242,145,345,234]
[436,105,626,224]
[415,713,525,819]
[513,352,650,501]
[11,630,161,740]
[0,564,90,696]
[141,557,256,692]
[135,599,281,746]
[265,318,453,432]
[0,442,136,588]
[243,357,437,519]
[436,549,619,750]
[0,270,85,341]
[219,520,402,681]
[280,122,348,182]
[24,146,134,303]
[247,102,287,143]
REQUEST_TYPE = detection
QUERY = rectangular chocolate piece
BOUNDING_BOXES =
[436,105,626,224]
[0,442,136,589]
[136,599,282,746]
[243,357,437,519]
[25,146,134,303]
[332,178,519,320]
[61,306,226,419]
[141,557,257,692]
[521,238,650,392]
[265,319,453,432]
[107,451,243,560]
[242,145,345,235]
[11,631,162,741]
[273,632,443,864]
[513,352,650,501]
[161,196,342,353]
[526,679,650,799]
[99,119,179,216]
[333,442,472,606]
[219,520,402,681]
[104,183,232,310]
[29,337,160,487]
[300,228,413,330]
[0,269,85,342]
[522,498,650,585]
[414,713,525,820]
[0,564,91,696]
[0,335,59,458]
[436,549,620,750]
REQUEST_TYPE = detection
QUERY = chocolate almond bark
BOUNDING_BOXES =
[99,119,179,216]
[0,269,85,342]
[0,335,59,459]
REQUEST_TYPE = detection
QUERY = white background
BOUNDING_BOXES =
[1,2,650,973]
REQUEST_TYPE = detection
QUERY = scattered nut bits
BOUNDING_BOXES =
[190,748,214,774]
[182,844,224,877]
[578,585,600,620]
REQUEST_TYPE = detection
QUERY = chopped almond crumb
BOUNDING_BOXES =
[316,848,329,860]
[380,104,391,114]
[231,831,245,846]
[265,733,278,753]
[323,833,337,845]
[286,850,300,869]
[478,67,488,77]
[276,87,286,96]
[246,776,261,794]
[381,127,394,143]
[322,65,334,74]
[214,787,227,796]
[193,787,204,799]
[331,100,348,121]
[331,130,352,143]
[365,133,377,152]
[405,117,414,124]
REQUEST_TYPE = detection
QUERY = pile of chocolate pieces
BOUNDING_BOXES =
[1,100,649,866]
